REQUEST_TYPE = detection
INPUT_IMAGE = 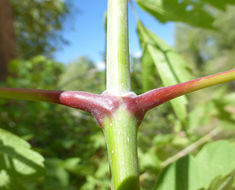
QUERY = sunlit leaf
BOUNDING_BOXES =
[137,21,192,122]
[224,93,235,106]
[202,0,235,10]
[0,129,45,183]
[141,48,156,91]
[154,140,235,190]
[136,0,215,29]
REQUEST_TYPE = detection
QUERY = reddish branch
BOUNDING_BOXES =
[60,91,120,126]
[134,69,235,112]
[0,69,234,126]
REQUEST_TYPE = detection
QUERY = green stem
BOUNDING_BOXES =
[103,108,140,190]
[106,0,130,95]
[105,0,139,189]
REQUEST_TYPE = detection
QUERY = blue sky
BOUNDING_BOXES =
[54,0,174,67]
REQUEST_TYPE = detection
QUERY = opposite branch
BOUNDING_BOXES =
[132,69,235,115]
[0,69,234,126]
[0,87,119,126]
[0,87,63,103]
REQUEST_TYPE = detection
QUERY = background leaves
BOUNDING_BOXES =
[136,0,214,28]
[0,129,45,189]
[136,0,235,29]
[10,0,70,59]
[154,141,235,190]
[137,21,192,123]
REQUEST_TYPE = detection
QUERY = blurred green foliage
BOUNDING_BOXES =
[0,128,45,190]
[0,56,109,189]
[137,20,191,125]
[136,0,235,188]
[58,56,105,93]
[136,0,235,29]
[175,6,235,76]
[10,0,70,59]
[155,140,235,190]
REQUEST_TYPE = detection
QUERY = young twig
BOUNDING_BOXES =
[161,127,221,168]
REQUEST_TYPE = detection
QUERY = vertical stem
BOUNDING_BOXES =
[103,109,140,190]
[105,0,139,189]
[106,0,130,95]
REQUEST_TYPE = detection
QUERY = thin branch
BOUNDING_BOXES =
[0,69,234,126]
[59,91,119,118]
[161,128,221,168]
[0,87,63,104]
[136,69,235,113]
[0,87,119,126]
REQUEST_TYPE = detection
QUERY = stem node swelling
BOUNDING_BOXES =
[0,69,234,127]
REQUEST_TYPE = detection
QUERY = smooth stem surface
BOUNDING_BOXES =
[103,108,139,190]
[137,69,235,113]
[105,0,139,189]
[0,87,62,103]
[106,0,130,95]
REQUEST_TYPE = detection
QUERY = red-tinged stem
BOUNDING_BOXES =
[128,69,235,119]
[0,69,234,126]
[0,87,63,103]
[59,91,119,126]
[0,87,119,126]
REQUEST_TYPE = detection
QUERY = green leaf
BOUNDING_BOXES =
[224,92,235,106]
[136,0,215,29]
[201,0,235,11]
[137,21,192,122]
[141,48,156,91]
[137,22,191,83]
[0,129,45,185]
[139,149,161,171]
[46,158,70,187]
[207,174,234,190]
[148,45,188,122]
[0,170,28,190]
[188,101,215,132]
[62,157,81,174]
[154,140,235,190]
